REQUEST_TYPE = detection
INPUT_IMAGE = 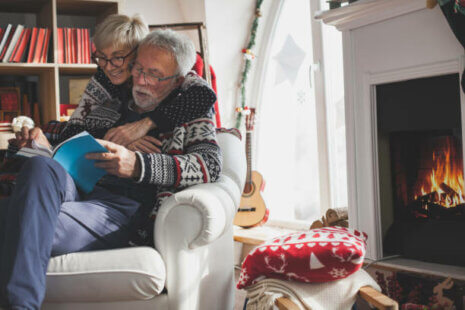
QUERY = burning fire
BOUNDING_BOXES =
[415,138,465,208]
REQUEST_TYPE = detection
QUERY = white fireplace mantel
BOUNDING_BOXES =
[315,0,426,31]
[317,0,465,261]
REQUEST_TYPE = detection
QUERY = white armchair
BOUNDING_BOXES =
[41,130,246,310]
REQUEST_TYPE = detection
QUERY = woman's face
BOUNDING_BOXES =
[94,45,136,85]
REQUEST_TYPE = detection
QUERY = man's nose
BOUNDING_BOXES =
[133,72,146,85]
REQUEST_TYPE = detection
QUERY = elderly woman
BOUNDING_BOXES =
[58,14,216,152]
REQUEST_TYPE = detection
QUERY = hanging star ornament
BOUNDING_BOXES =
[273,34,307,85]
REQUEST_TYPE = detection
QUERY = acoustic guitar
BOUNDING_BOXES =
[234,109,269,228]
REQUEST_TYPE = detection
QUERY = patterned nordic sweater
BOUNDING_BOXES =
[57,67,216,144]
[129,114,222,246]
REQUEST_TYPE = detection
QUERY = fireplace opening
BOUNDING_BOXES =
[376,73,465,266]
[390,132,465,220]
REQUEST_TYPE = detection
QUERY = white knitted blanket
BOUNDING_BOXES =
[244,269,380,310]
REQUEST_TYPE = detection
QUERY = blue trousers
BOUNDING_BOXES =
[0,156,141,309]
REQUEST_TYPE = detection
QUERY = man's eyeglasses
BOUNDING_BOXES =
[92,48,136,68]
[131,64,179,85]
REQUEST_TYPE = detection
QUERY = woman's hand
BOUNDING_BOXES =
[86,139,140,179]
[104,117,156,146]
[14,126,51,149]
[127,136,162,154]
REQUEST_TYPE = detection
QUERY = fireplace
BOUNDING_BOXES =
[376,73,465,266]
[316,0,465,269]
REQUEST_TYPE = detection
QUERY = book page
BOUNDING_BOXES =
[16,139,53,158]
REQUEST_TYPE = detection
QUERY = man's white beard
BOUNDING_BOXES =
[132,86,159,111]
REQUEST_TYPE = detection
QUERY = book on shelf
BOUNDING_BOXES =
[0,28,4,46]
[32,28,45,63]
[11,28,31,63]
[8,28,25,62]
[76,28,81,64]
[0,24,13,61]
[2,25,23,63]
[84,28,89,63]
[58,27,92,64]
[27,27,38,63]
[57,27,64,64]
[16,131,109,193]
[40,28,51,63]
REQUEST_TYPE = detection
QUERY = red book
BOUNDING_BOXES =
[32,28,45,63]
[57,27,64,63]
[63,27,68,63]
[65,28,72,63]
[0,26,15,61]
[84,28,90,64]
[27,27,38,63]
[76,28,82,64]
[40,28,51,63]
[8,28,25,62]
[12,28,31,63]
[0,28,4,45]
[71,28,77,63]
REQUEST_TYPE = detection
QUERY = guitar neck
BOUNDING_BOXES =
[245,131,252,184]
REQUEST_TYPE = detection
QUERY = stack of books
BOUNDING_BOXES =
[57,27,93,64]
[0,122,12,132]
[0,24,51,63]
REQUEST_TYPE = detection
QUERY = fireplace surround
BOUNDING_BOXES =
[316,0,465,268]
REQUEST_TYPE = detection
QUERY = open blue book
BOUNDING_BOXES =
[16,131,108,193]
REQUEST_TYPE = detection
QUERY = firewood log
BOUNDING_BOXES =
[440,183,458,197]
[326,207,348,225]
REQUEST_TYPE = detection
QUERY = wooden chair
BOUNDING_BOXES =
[275,286,398,310]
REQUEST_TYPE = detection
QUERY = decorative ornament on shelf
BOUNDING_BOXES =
[235,0,264,129]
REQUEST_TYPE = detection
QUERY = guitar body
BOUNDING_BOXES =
[234,170,269,228]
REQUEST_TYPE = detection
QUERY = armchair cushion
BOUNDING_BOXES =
[45,247,166,302]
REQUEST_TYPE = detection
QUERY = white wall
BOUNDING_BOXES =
[122,0,271,129]
[204,0,255,128]
[121,0,186,24]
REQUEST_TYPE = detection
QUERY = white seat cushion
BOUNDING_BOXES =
[45,247,166,302]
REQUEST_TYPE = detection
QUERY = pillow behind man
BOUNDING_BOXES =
[237,226,368,289]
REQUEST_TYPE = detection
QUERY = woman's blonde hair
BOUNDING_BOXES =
[92,14,148,51]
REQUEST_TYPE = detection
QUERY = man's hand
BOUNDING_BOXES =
[127,136,162,153]
[86,139,140,179]
[103,117,156,146]
[13,126,51,149]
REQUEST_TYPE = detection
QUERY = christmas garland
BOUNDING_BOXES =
[235,0,264,129]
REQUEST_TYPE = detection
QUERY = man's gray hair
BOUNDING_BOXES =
[139,29,196,77]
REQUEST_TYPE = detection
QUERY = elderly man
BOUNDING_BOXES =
[0,30,221,310]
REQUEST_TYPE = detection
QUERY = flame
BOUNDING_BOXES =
[416,137,465,208]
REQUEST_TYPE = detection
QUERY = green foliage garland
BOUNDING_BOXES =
[235,0,264,129]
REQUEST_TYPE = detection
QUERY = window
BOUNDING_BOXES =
[254,0,347,223]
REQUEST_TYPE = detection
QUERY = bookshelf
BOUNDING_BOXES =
[0,0,120,124]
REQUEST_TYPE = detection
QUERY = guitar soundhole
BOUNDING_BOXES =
[243,182,255,196]
[237,207,256,212]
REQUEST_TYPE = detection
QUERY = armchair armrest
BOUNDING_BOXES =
[154,177,237,251]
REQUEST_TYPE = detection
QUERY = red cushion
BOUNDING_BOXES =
[237,226,367,289]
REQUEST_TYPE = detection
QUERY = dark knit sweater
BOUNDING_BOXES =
[57,67,217,144]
